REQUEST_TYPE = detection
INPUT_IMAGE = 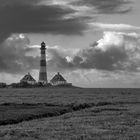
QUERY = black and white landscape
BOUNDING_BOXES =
[0,0,140,139]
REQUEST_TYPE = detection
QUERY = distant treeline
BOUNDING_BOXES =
[0,83,7,88]
[0,82,73,88]
[9,82,51,88]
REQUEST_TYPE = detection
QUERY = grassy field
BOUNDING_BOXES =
[0,88,139,140]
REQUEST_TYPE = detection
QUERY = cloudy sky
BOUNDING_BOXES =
[1,0,140,87]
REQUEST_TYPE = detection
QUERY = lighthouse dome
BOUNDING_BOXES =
[41,42,46,49]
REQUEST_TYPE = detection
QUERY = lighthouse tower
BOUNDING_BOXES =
[39,42,48,84]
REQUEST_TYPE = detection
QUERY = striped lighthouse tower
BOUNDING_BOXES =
[39,42,48,84]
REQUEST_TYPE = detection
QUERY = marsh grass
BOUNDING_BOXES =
[0,101,120,126]
[0,88,139,140]
[0,103,70,126]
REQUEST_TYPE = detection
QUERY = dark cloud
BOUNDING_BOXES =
[0,34,39,74]
[47,32,140,72]
[0,32,140,74]
[0,0,87,42]
[48,46,128,71]
[71,0,132,14]
[47,47,73,71]
[74,47,128,70]
[0,0,40,6]
[0,0,133,42]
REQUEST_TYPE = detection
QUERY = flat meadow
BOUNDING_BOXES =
[0,88,139,140]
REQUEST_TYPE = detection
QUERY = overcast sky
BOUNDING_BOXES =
[1,0,140,88]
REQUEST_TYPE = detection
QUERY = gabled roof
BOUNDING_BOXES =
[20,73,36,82]
[50,72,66,83]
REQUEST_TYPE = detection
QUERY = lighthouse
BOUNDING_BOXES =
[39,42,48,84]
